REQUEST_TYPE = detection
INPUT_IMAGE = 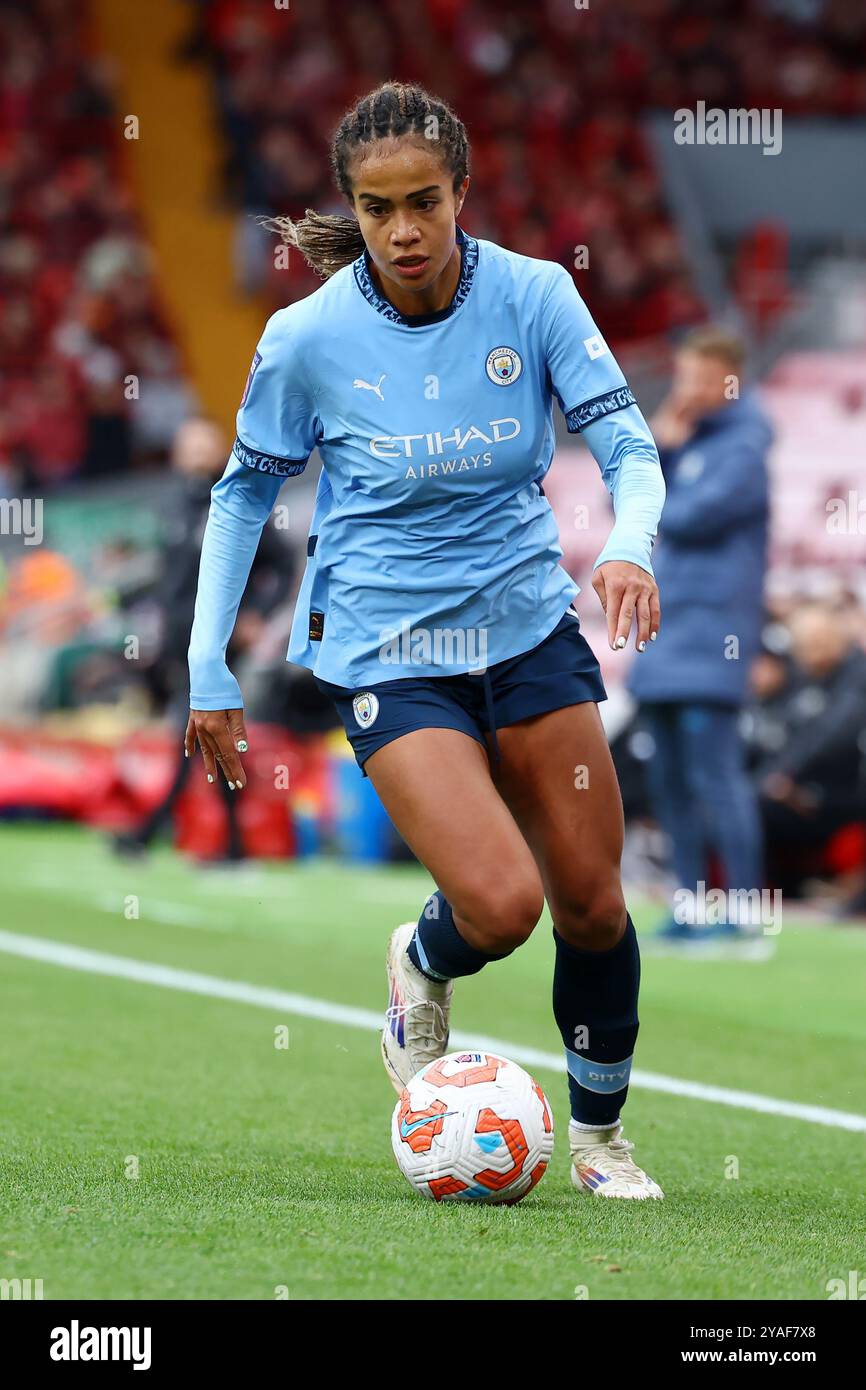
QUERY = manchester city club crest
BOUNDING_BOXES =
[352,691,380,728]
[485,346,523,386]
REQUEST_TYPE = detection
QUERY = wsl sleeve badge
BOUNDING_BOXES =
[485,346,523,386]
[352,692,380,727]
[239,349,262,407]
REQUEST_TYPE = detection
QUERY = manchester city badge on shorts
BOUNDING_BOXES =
[352,691,380,728]
[485,346,522,386]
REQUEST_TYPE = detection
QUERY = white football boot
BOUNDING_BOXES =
[570,1121,665,1200]
[381,921,453,1094]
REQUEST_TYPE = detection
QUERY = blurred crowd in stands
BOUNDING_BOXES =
[746,595,866,909]
[612,589,866,915]
[190,0,865,337]
[3,0,864,493]
[0,414,323,730]
[0,0,192,496]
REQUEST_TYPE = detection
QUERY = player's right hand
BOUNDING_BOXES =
[185,708,248,790]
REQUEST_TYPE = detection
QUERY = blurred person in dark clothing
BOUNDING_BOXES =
[740,643,796,773]
[115,416,295,859]
[628,327,772,942]
[759,601,866,903]
[154,417,292,702]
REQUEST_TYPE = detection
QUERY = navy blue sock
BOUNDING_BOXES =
[407,890,511,981]
[552,914,641,1126]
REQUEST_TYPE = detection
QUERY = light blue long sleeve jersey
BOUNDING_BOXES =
[188,226,665,708]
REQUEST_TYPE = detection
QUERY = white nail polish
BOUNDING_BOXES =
[207,774,214,783]
[228,781,235,790]
[235,779,244,790]
[638,641,646,652]
[615,636,626,649]
[650,631,658,641]
[236,740,248,753]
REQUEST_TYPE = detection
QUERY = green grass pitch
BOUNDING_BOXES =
[1,823,864,1301]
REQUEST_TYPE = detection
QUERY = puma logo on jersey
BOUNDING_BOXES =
[353,374,386,401]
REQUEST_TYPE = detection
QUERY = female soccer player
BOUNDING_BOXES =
[186,83,666,1199]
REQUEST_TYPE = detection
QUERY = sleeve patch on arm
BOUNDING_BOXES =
[239,350,262,407]
[233,435,308,477]
[565,386,637,434]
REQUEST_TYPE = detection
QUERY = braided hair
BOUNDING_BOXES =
[261,82,470,280]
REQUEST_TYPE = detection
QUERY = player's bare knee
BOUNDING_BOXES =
[458,877,544,953]
[553,886,626,951]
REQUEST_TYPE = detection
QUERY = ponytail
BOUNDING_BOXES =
[259,209,365,281]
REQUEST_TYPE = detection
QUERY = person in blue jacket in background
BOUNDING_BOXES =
[628,327,772,943]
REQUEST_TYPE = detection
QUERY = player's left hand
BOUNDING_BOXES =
[592,561,660,652]
[184,708,248,789]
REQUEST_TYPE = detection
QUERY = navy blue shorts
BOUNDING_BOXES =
[313,606,607,777]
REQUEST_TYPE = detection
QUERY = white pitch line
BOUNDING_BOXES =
[2,930,864,1134]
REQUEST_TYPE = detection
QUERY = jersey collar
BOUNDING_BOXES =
[352,225,479,327]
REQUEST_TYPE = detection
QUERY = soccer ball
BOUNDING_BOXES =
[391,1050,554,1204]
